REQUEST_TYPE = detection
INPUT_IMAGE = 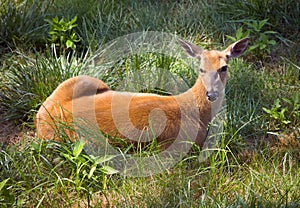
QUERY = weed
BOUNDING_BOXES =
[226,19,277,60]
[226,27,250,42]
[45,16,80,53]
[54,139,118,193]
[263,95,300,131]
[245,19,277,56]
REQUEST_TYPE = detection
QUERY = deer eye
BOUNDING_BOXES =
[199,68,205,74]
[220,66,227,72]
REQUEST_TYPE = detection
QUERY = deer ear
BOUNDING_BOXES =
[225,38,249,58]
[178,38,203,58]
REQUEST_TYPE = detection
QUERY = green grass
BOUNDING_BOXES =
[1,138,299,207]
[0,49,85,122]
[0,0,299,207]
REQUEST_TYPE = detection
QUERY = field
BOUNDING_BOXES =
[0,0,299,207]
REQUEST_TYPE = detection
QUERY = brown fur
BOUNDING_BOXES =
[35,38,249,148]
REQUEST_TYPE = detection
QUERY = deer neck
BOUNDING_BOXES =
[191,76,210,110]
[176,75,224,125]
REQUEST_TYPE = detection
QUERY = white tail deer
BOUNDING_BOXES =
[36,38,249,148]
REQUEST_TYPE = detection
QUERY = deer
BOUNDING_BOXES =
[35,38,249,150]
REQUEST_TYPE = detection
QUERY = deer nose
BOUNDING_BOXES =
[206,91,219,102]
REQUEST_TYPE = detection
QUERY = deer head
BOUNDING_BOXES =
[178,38,249,102]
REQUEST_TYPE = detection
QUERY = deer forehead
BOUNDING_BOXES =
[200,50,228,71]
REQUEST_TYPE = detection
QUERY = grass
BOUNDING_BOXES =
[0,0,299,207]
[1,137,300,207]
[0,49,85,122]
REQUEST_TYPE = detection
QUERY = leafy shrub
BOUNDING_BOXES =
[45,16,80,52]
[226,19,277,60]
[263,95,300,131]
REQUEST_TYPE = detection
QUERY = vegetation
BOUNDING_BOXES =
[0,0,299,207]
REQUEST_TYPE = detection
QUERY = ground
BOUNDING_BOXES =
[0,116,34,145]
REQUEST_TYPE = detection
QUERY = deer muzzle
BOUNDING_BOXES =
[206,91,219,102]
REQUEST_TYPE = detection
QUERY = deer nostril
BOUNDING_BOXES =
[206,91,219,102]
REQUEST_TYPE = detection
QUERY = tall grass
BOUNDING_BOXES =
[2,137,299,207]
[216,0,300,40]
[0,0,52,54]
[0,49,85,122]
[0,138,117,207]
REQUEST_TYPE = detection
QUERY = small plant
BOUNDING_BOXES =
[244,19,277,54]
[263,99,291,128]
[227,19,277,60]
[45,16,80,52]
[263,95,300,131]
[226,27,250,42]
[57,139,118,192]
